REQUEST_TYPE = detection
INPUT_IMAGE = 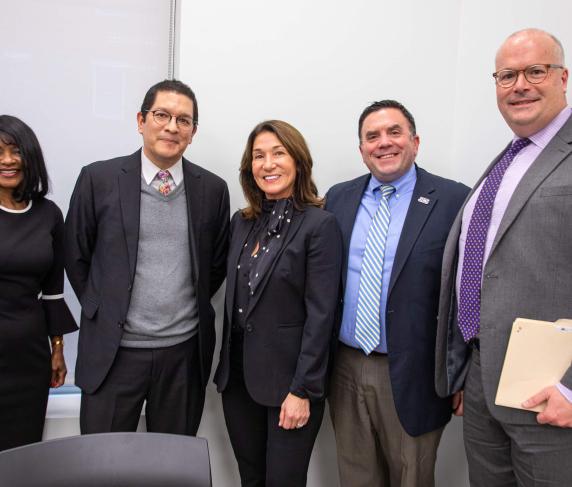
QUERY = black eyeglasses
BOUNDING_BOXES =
[143,109,196,130]
[493,64,564,88]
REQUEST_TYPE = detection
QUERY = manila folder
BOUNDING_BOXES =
[495,318,572,412]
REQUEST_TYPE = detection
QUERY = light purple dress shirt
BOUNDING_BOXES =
[457,107,572,403]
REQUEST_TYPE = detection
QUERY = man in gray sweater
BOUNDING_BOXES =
[65,79,230,435]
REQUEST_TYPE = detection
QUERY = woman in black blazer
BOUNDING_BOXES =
[214,120,342,486]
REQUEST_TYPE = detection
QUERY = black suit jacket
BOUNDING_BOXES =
[325,166,469,436]
[65,150,229,394]
[214,206,342,407]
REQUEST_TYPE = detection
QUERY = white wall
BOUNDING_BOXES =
[176,1,571,485]
[451,1,572,183]
[3,0,569,485]
[1,0,173,377]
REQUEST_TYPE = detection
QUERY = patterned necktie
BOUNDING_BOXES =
[355,184,395,354]
[155,170,175,196]
[458,138,531,342]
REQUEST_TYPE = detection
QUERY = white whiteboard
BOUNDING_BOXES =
[1,0,173,376]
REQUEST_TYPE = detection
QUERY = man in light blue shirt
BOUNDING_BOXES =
[338,159,416,354]
[326,100,469,487]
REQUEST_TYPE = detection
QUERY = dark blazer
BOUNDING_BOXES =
[65,150,230,394]
[436,117,572,425]
[214,205,342,406]
[325,166,469,437]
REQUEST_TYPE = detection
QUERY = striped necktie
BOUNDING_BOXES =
[355,184,395,354]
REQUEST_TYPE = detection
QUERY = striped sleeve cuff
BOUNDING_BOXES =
[41,293,65,300]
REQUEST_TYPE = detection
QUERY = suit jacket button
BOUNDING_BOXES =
[118,321,124,328]
[246,324,253,332]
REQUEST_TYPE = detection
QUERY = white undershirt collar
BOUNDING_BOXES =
[141,151,184,186]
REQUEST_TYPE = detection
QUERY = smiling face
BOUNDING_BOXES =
[359,108,420,183]
[251,131,297,200]
[495,31,568,137]
[137,90,196,169]
[0,137,24,198]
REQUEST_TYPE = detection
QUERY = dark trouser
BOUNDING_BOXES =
[80,335,204,435]
[222,332,325,487]
[221,369,324,487]
[464,348,572,487]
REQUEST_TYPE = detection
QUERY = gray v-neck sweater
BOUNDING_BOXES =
[121,178,198,347]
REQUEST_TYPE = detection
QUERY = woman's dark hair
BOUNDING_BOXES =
[0,115,49,202]
[239,120,322,219]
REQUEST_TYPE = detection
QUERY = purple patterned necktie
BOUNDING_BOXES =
[156,170,174,196]
[458,137,531,342]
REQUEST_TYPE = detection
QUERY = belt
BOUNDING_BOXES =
[340,342,387,356]
[370,350,388,356]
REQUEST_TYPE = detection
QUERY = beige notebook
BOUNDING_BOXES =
[495,318,572,412]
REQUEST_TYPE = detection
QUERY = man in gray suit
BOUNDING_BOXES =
[436,28,572,486]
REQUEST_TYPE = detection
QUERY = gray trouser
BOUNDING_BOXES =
[464,349,572,487]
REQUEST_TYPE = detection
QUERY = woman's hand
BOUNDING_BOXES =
[50,337,67,388]
[279,393,310,430]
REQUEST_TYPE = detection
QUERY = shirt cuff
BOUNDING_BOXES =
[289,387,309,400]
[556,383,572,404]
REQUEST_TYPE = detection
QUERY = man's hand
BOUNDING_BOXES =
[523,386,572,428]
[452,390,464,416]
[279,393,310,430]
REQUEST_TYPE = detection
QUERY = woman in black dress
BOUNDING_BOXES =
[0,115,77,452]
[214,120,342,486]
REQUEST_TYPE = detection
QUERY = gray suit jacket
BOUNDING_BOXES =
[436,116,572,425]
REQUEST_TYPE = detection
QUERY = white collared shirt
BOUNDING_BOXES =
[141,151,184,186]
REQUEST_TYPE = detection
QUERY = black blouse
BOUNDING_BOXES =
[232,198,293,330]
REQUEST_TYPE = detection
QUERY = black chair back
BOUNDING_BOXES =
[0,432,211,487]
